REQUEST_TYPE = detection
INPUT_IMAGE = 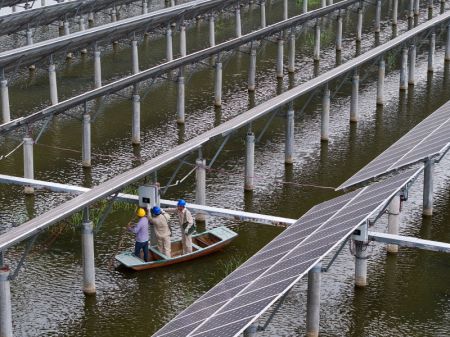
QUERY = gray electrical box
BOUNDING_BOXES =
[138,185,159,208]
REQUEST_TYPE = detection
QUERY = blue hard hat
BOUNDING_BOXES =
[151,206,162,216]
[177,199,186,207]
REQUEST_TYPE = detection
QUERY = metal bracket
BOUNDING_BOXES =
[8,234,38,281]
[208,134,231,169]
[256,110,279,143]
[93,191,120,235]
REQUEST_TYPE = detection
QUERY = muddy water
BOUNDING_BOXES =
[0,0,449,336]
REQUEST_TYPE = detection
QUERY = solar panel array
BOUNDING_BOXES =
[152,168,420,337]
[337,100,450,190]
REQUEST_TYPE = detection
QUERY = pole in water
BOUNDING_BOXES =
[428,32,436,72]
[350,72,359,123]
[195,158,207,221]
[82,210,96,295]
[248,47,257,91]
[235,7,242,38]
[306,263,321,337]
[356,7,362,42]
[387,195,401,253]
[408,44,416,85]
[82,113,91,168]
[0,267,13,337]
[260,1,266,28]
[336,15,342,51]
[277,37,284,78]
[49,62,58,105]
[288,32,295,73]
[377,57,385,105]
[314,23,321,61]
[214,59,222,106]
[245,132,255,191]
[285,105,295,164]
[177,71,185,124]
[94,46,102,88]
[23,136,34,194]
[423,158,434,216]
[321,86,330,141]
[132,91,141,144]
[166,26,173,62]
[209,15,216,47]
[1,77,11,123]
[400,47,408,90]
[180,24,187,57]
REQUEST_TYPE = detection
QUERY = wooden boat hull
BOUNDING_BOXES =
[115,226,237,271]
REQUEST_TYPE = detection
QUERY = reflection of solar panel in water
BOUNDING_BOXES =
[152,168,421,337]
[337,101,450,190]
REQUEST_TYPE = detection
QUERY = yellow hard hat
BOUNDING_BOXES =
[137,208,146,217]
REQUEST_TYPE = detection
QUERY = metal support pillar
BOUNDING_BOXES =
[387,195,401,253]
[111,7,117,22]
[180,24,187,57]
[321,86,330,141]
[244,132,255,191]
[414,0,420,16]
[214,60,222,106]
[82,113,91,168]
[428,32,436,72]
[23,137,34,194]
[377,57,385,105]
[235,7,242,38]
[209,15,216,47]
[195,158,207,221]
[0,267,13,337]
[288,32,295,73]
[392,0,398,26]
[446,24,450,61]
[285,105,294,164]
[354,240,367,287]
[166,27,173,62]
[260,1,266,28]
[244,324,258,337]
[400,47,408,90]
[423,158,434,216]
[88,12,94,26]
[82,212,96,295]
[336,15,342,51]
[356,7,363,42]
[314,23,320,61]
[142,0,148,14]
[350,72,359,123]
[306,263,321,337]
[1,79,10,123]
[283,0,288,20]
[177,71,185,124]
[277,37,284,78]
[94,47,102,88]
[48,62,58,105]
[408,44,416,85]
[131,40,139,74]
[26,28,33,45]
[64,20,70,35]
[303,0,308,13]
[248,48,257,91]
[375,0,381,33]
[132,91,141,144]
[408,0,414,19]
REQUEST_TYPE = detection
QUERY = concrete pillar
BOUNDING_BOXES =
[408,44,416,85]
[1,79,11,123]
[94,48,102,88]
[88,12,94,27]
[414,0,420,16]
[142,0,148,14]
[0,268,13,337]
[49,63,58,105]
[428,32,436,72]
[180,24,187,57]
[350,73,359,123]
[375,0,381,33]
[23,137,34,194]
[235,7,242,38]
[377,57,385,105]
[248,48,257,91]
[306,263,321,337]
[244,132,255,191]
[288,32,295,73]
[64,20,70,35]
[277,37,284,78]
[285,105,294,164]
[244,323,258,337]
[214,60,222,106]
[82,114,91,168]
[321,0,326,7]
[423,159,434,216]
[303,0,308,13]
[79,16,86,31]
[132,93,141,144]
[111,7,117,22]
[314,24,320,61]
[336,15,342,51]
[26,28,33,45]
[409,0,414,19]
[209,15,216,47]
[387,195,401,253]
[131,40,139,74]
[321,86,330,141]
[355,240,367,287]
[82,219,96,294]
[356,7,363,42]
[177,74,185,124]
[260,1,266,28]
[392,0,398,26]
[195,158,206,221]
[283,0,288,20]
[166,27,173,62]
[400,47,408,90]
[445,24,450,62]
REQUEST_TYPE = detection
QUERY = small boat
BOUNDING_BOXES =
[115,226,238,271]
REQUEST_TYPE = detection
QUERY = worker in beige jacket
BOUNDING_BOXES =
[165,199,195,254]
[149,206,172,258]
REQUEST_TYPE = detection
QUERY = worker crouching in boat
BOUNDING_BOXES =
[165,199,195,254]
[149,206,172,258]
[127,208,149,262]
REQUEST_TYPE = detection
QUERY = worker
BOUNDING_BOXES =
[165,199,194,254]
[149,206,172,258]
[127,208,149,261]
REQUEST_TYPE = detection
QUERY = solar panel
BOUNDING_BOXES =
[152,168,422,337]
[337,100,450,190]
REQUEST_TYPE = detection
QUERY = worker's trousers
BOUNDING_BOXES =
[157,236,171,258]
[181,232,192,254]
